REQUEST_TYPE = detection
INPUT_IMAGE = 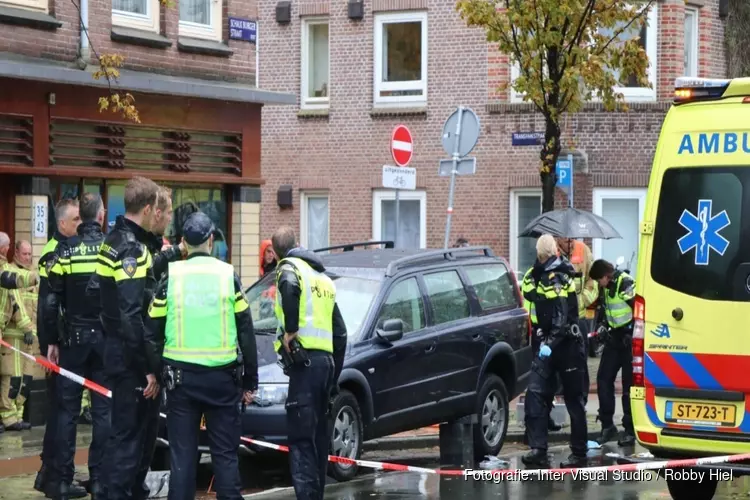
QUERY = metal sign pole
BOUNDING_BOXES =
[568,153,574,208]
[394,188,400,248]
[443,107,465,249]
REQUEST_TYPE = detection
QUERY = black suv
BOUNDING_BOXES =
[238,243,533,481]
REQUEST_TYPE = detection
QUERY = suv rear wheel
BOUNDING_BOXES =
[328,389,363,482]
[666,474,717,500]
[473,374,509,460]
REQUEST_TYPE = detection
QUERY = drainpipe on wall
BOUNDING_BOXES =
[78,0,90,67]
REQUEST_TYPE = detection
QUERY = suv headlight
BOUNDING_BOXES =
[256,384,289,405]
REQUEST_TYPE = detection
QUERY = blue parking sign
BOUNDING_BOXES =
[556,159,572,188]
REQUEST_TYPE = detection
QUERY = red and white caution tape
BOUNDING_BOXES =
[6,338,750,478]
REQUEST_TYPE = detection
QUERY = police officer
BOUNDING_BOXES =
[521,235,588,469]
[44,193,111,500]
[589,259,636,446]
[145,212,258,500]
[271,226,347,500]
[33,199,83,498]
[95,176,164,500]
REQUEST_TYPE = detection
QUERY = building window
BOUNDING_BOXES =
[509,189,542,273]
[179,0,222,42]
[300,192,330,251]
[373,11,428,107]
[112,0,160,32]
[2,0,47,14]
[510,6,658,103]
[684,7,699,77]
[301,18,330,109]
[372,190,426,249]
[592,188,646,274]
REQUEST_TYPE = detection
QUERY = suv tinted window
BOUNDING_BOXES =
[423,270,470,325]
[651,167,746,300]
[464,263,517,310]
[375,277,425,334]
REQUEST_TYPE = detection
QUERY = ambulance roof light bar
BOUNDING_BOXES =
[674,77,731,105]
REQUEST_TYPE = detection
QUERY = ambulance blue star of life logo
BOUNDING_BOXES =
[677,199,731,266]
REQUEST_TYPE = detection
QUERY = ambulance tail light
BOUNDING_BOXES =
[674,77,731,104]
[632,294,645,387]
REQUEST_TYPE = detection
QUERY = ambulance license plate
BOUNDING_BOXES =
[665,401,736,426]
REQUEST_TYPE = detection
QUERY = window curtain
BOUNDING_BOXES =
[307,197,329,251]
[180,0,210,25]
[113,0,147,14]
[380,199,420,249]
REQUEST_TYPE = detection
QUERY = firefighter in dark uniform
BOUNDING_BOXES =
[521,235,588,469]
[34,199,85,499]
[146,212,258,500]
[271,226,347,500]
[94,176,165,500]
[44,193,110,499]
[590,259,636,447]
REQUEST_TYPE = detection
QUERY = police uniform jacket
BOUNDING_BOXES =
[37,232,65,355]
[43,221,105,339]
[276,248,347,383]
[95,216,163,376]
[522,256,579,350]
[145,252,259,391]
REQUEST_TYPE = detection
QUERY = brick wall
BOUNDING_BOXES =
[232,201,260,286]
[258,0,726,259]
[0,0,256,83]
[14,195,48,268]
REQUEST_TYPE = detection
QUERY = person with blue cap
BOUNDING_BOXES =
[145,211,258,500]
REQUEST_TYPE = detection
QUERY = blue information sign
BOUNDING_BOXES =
[556,159,572,188]
[511,132,544,146]
[229,17,257,43]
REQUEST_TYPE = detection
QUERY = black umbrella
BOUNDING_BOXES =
[519,207,622,239]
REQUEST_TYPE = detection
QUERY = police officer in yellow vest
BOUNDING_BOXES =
[146,212,258,500]
[589,259,636,447]
[271,226,346,500]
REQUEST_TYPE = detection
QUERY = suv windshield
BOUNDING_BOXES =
[651,166,748,301]
[246,272,381,340]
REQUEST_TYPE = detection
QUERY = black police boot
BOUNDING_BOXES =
[521,448,550,469]
[89,481,106,500]
[560,453,588,468]
[57,482,88,500]
[33,465,47,493]
[547,417,562,432]
[596,425,618,444]
[618,431,636,447]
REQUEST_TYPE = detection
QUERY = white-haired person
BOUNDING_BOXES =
[520,234,588,469]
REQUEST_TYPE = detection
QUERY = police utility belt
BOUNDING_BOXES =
[162,360,244,392]
[535,323,583,342]
[276,334,310,375]
[61,325,102,348]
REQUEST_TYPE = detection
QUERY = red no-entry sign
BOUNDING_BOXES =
[391,125,413,167]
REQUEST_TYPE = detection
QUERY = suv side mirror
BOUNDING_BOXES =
[375,319,404,344]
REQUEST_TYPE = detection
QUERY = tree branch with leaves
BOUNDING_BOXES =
[457,0,654,212]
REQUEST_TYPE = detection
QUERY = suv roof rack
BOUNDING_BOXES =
[313,241,394,253]
[385,246,495,277]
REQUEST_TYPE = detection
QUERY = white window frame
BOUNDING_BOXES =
[510,5,658,103]
[301,17,330,110]
[4,0,48,13]
[372,190,427,249]
[591,187,647,262]
[684,6,699,78]
[509,188,542,273]
[373,11,428,108]
[112,0,160,32]
[179,0,222,42]
[300,191,330,250]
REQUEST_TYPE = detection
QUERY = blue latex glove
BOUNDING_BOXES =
[539,345,552,358]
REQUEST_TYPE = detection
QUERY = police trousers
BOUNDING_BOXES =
[41,373,58,467]
[166,366,243,500]
[103,370,160,500]
[55,336,111,485]
[286,351,335,500]
[525,338,588,456]
[597,331,633,434]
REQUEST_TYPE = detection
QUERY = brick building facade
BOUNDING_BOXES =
[258,0,727,274]
[0,0,293,285]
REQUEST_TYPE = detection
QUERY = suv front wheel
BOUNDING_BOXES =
[328,389,363,482]
[473,374,509,460]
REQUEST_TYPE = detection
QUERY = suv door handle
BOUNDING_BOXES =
[472,333,482,341]
[425,343,436,353]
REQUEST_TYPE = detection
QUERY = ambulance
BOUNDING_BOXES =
[630,77,750,500]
